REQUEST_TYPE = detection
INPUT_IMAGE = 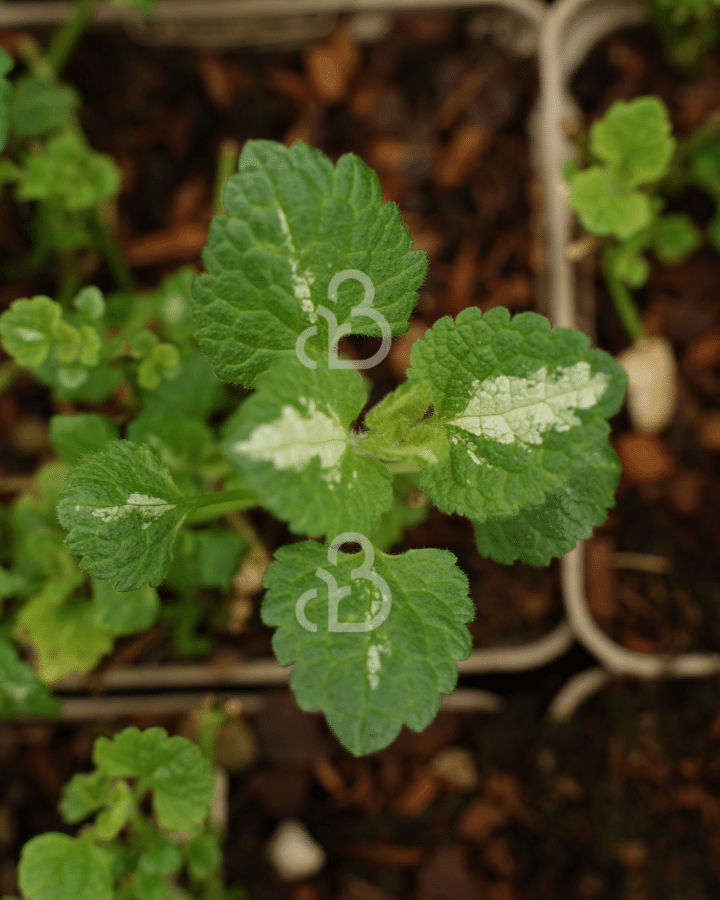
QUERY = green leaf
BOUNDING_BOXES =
[59,769,112,823]
[192,139,427,386]
[91,578,160,636]
[93,726,215,830]
[225,355,392,538]
[17,131,120,210]
[0,295,62,367]
[589,96,675,187]
[13,577,113,682]
[50,414,120,465]
[651,212,701,263]
[195,528,246,589]
[10,76,80,140]
[370,473,429,551]
[139,346,226,419]
[137,834,182,876]
[185,833,221,879]
[18,833,113,900]
[126,412,213,476]
[569,167,651,239]
[154,266,197,343]
[473,441,621,565]
[262,540,473,755]
[406,307,627,523]
[94,780,132,840]
[0,639,62,718]
[0,48,13,152]
[57,441,191,591]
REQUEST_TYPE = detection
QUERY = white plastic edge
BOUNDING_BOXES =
[0,0,547,28]
[538,0,720,681]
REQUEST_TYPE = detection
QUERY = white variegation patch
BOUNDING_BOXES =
[365,637,391,690]
[233,399,347,473]
[80,493,177,530]
[449,362,608,446]
[15,327,45,343]
[277,207,316,322]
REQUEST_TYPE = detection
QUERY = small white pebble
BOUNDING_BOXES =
[265,818,327,881]
[617,335,677,434]
[429,746,478,791]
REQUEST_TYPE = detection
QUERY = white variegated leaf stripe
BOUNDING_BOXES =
[191,140,427,387]
[224,356,392,538]
[407,307,627,522]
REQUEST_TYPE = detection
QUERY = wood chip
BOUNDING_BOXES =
[585,536,616,627]
[682,326,720,369]
[342,841,425,867]
[391,765,440,815]
[615,433,677,484]
[304,29,361,103]
[434,124,490,189]
[457,798,508,844]
[123,223,208,266]
[697,412,720,451]
[429,746,479,791]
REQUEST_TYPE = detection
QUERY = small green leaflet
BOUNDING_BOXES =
[49,413,120,465]
[262,540,473,755]
[92,726,215,830]
[0,48,12,152]
[57,441,190,591]
[0,639,62,718]
[18,833,114,900]
[589,96,675,188]
[191,139,427,386]
[407,307,626,522]
[473,442,621,565]
[225,355,392,538]
[10,76,80,140]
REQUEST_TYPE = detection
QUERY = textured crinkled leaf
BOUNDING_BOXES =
[589,96,675,187]
[18,834,113,900]
[50,414,120,465]
[0,639,62,718]
[262,541,473,755]
[225,356,392,537]
[57,441,190,591]
[93,780,132,840]
[192,139,427,386]
[407,307,627,523]
[473,442,621,565]
[10,76,80,140]
[363,380,449,466]
[569,167,651,239]
[93,726,214,829]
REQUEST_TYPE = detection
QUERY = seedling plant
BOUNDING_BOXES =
[566,94,720,343]
[3,722,245,900]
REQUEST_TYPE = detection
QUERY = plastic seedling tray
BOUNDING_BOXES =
[536,0,720,721]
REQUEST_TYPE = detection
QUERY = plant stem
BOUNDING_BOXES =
[89,209,135,292]
[601,247,646,343]
[225,510,267,555]
[213,139,240,217]
[47,0,99,76]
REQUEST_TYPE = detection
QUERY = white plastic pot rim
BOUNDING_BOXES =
[540,0,720,686]
[0,0,546,29]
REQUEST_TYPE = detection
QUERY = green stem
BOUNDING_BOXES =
[601,247,646,343]
[185,492,258,525]
[47,0,99,76]
[89,209,135,292]
[225,510,267,555]
[213,138,240,217]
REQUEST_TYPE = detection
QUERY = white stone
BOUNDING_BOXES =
[616,335,677,434]
[265,819,327,881]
